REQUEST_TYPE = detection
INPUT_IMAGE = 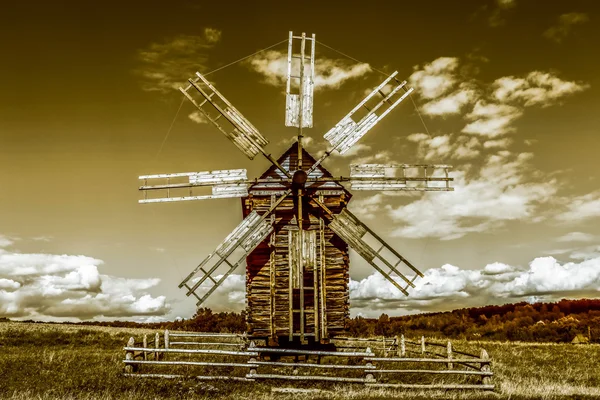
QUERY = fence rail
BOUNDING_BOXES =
[123,330,494,390]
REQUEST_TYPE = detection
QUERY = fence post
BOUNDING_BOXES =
[155,332,160,361]
[421,336,425,354]
[142,334,148,361]
[401,334,406,357]
[125,337,135,373]
[480,349,492,386]
[447,341,453,369]
[365,347,375,383]
[382,336,386,357]
[394,335,399,357]
[164,330,169,361]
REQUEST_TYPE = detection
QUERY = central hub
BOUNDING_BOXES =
[291,169,308,192]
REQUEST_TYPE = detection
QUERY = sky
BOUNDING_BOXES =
[1,0,599,321]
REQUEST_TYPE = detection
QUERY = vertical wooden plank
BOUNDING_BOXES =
[481,349,492,386]
[164,330,169,361]
[142,334,148,361]
[447,341,453,369]
[288,230,294,342]
[299,229,305,343]
[401,334,406,357]
[319,194,328,340]
[125,337,135,373]
[269,194,276,341]
[155,332,160,361]
[313,230,319,342]
[421,336,425,354]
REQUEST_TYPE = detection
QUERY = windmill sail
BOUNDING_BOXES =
[178,191,290,305]
[180,73,269,160]
[328,209,423,296]
[139,169,248,203]
[324,72,414,155]
[350,164,453,191]
[285,32,315,128]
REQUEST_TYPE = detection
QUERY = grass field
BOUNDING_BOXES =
[1,321,599,400]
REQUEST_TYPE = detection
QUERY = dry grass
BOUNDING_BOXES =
[1,322,599,399]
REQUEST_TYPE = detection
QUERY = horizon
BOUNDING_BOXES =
[1,0,599,323]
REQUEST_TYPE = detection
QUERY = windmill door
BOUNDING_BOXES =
[287,228,326,343]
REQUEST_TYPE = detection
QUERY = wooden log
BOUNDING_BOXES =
[365,357,491,363]
[124,360,258,368]
[246,374,366,383]
[142,334,148,361]
[124,373,253,382]
[168,332,242,338]
[123,347,259,356]
[369,369,493,375]
[480,349,492,386]
[421,336,425,354]
[248,346,371,357]
[401,334,406,357]
[164,330,169,351]
[367,383,495,390]
[155,332,160,361]
[447,341,453,370]
[125,337,135,373]
[254,361,375,370]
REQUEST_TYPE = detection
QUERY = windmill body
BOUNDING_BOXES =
[139,32,454,346]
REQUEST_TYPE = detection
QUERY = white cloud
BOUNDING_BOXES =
[203,27,222,44]
[388,151,557,240]
[483,138,512,149]
[333,143,371,158]
[421,85,478,116]
[556,190,600,223]
[409,57,459,99]
[462,101,522,137]
[407,133,481,161]
[0,236,14,248]
[188,111,209,124]
[350,255,600,316]
[246,50,371,90]
[349,194,385,220]
[544,13,589,43]
[190,274,246,312]
[0,247,170,320]
[136,32,221,93]
[492,71,589,107]
[556,232,595,243]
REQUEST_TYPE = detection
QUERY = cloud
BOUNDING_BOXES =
[203,27,222,44]
[0,244,170,320]
[483,138,512,149]
[488,0,517,27]
[407,133,481,161]
[421,84,478,116]
[333,143,371,158]
[0,236,15,248]
[462,101,523,137]
[350,255,600,316]
[388,151,557,240]
[492,71,589,107]
[556,190,600,223]
[188,111,209,124]
[349,194,385,220]
[556,232,595,243]
[136,29,222,93]
[246,50,371,90]
[544,13,589,43]
[409,57,459,99]
[190,274,246,312]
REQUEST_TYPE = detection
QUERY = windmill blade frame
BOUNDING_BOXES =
[179,190,291,305]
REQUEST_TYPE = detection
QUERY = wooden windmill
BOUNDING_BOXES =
[139,32,453,346]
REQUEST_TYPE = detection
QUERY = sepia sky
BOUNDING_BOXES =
[1,0,600,321]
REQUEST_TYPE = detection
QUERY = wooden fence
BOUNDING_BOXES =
[123,331,493,391]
